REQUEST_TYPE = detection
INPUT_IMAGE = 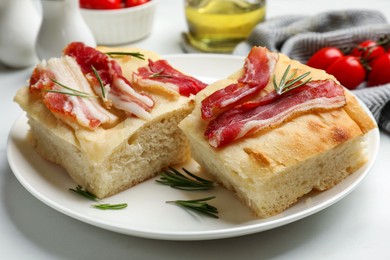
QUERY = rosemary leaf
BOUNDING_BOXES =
[166,196,219,218]
[278,65,290,90]
[182,168,214,185]
[44,89,96,99]
[149,69,172,79]
[50,77,91,95]
[92,203,128,210]
[69,185,98,201]
[273,65,312,95]
[91,65,106,99]
[48,78,98,98]
[283,73,312,93]
[69,185,127,210]
[105,51,145,60]
[156,167,216,190]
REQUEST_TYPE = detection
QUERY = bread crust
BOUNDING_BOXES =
[179,52,377,218]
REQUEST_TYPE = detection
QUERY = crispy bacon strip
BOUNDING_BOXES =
[109,75,154,119]
[29,62,54,94]
[64,42,154,120]
[201,47,278,120]
[29,56,118,130]
[205,80,346,148]
[133,59,207,97]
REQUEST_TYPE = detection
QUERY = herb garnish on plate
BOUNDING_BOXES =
[157,168,219,218]
[156,167,216,190]
[70,185,128,210]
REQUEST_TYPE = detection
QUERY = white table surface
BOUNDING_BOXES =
[1,0,390,259]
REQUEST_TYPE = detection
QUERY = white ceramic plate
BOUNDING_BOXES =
[7,54,380,241]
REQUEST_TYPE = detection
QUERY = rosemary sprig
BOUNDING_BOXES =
[166,196,219,218]
[47,77,98,98]
[70,185,98,201]
[105,51,145,60]
[92,203,128,210]
[69,185,128,210]
[91,65,107,99]
[273,65,312,95]
[156,167,216,190]
[149,69,172,79]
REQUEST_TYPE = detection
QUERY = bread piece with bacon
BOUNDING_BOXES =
[179,46,377,218]
[15,42,207,198]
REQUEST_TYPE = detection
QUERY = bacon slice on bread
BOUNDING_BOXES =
[133,59,207,98]
[29,56,118,130]
[64,42,155,120]
[201,47,278,120]
[205,79,347,148]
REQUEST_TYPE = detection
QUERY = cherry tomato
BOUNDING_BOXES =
[367,53,390,87]
[350,40,385,66]
[125,0,150,7]
[80,0,122,10]
[326,56,366,90]
[307,47,344,70]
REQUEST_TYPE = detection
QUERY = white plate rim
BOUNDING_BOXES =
[7,54,380,240]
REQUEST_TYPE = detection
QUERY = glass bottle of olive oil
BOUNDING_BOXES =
[184,0,266,53]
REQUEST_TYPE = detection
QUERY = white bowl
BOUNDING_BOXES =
[80,0,157,45]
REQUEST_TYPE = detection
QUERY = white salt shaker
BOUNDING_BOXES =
[36,0,96,60]
[0,0,41,68]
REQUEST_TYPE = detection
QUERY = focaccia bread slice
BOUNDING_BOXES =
[15,42,206,198]
[179,47,377,218]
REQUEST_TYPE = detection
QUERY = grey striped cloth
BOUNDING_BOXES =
[234,9,390,132]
